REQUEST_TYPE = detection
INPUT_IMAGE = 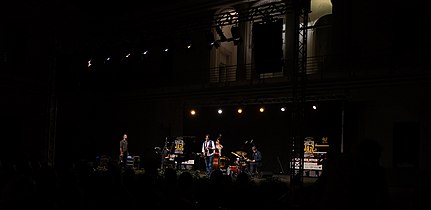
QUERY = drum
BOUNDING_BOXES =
[219,156,229,169]
[227,165,240,175]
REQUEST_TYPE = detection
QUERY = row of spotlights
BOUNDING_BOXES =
[189,105,318,116]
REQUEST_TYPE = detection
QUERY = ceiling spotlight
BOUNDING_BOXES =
[259,107,265,113]
[190,109,196,115]
[280,107,286,112]
[217,108,223,114]
[237,108,243,114]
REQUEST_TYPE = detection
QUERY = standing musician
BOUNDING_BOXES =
[201,134,215,176]
[213,134,224,170]
[119,133,129,169]
[247,146,262,177]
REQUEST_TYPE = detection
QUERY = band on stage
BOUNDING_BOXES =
[157,134,261,177]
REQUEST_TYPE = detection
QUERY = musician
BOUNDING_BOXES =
[215,134,223,156]
[201,134,215,176]
[119,133,129,169]
[213,134,224,170]
[248,146,262,177]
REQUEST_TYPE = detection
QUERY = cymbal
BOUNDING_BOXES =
[219,156,230,160]
[231,152,241,158]
[235,151,247,156]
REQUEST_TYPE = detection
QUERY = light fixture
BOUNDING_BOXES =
[237,108,243,114]
[217,108,223,114]
[190,109,196,116]
[259,107,265,113]
[207,30,217,49]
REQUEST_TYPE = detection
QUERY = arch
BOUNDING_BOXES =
[209,7,238,83]
[310,14,334,75]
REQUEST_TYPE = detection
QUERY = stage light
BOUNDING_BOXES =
[259,107,265,113]
[280,106,286,112]
[103,56,113,64]
[313,105,318,110]
[237,108,243,114]
[207,30,216,49]
[182,32,193,50]
[190,109,196,116]
[217,108,223,114]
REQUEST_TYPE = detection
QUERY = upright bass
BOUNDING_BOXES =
[213,134,223,170]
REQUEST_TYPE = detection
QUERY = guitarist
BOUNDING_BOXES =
[201,134,215,176]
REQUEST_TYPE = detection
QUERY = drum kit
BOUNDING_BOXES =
[208,150,248,176]
[225,151,249,176]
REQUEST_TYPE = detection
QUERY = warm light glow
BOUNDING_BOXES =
[259,107,265,112]
[190,109,196,115]
[237,108,243,114]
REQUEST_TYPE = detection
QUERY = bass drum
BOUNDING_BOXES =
[218,156,229,169]
[227,165,241,176]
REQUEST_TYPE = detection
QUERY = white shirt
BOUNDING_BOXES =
[202,140,215,156]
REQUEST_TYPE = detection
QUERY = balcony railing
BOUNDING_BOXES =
[204,54,430,88]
